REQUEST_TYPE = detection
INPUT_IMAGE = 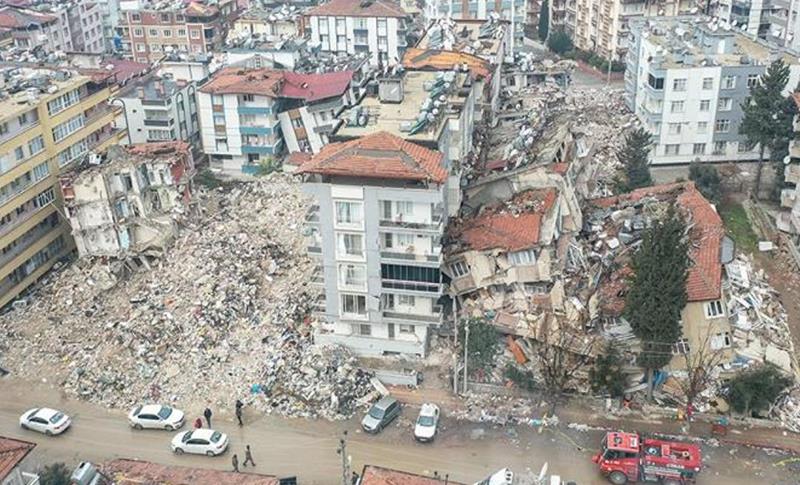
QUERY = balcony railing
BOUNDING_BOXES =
[382,279,441,294]
[378,218,443,231]
[380,250,440,263]
[382,310,441,323]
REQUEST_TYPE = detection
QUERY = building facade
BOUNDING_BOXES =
[430,0,526,51]
[0,1,104,54]
[299,131,450,357]
[0,66,122,308]
[305,0,408,66]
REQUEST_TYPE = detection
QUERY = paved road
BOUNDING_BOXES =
[0,380,792,484]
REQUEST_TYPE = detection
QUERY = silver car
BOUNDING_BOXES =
[361,396,401,433]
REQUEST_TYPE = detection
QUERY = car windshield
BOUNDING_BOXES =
[49,412,64,424]
[417,415,435,427]
[210,432,222,443]
[158,406,173,420]
[368,407,385,419]
[182,432,192,443]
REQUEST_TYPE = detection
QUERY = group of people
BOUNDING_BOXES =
[191,400,255,473]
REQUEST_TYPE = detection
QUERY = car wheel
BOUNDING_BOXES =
[206,451,215,457]
[165,424,174,431]
[20,423,28,430]
[133,423,143,430]
[609,471,628,485]
[45,430,53,436]
[174,448,184,455]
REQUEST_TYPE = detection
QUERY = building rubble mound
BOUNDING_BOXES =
[0,174,374,420]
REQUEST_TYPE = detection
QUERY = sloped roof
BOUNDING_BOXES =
[199,67,283,96]
[299,131,447,183]
[360,465,465,485]
[307,0,406,17]
[284,151,312,168]
[452,188,558,252]
[102,459,279,485]
[184,2,219,17]
[592,182,723,302]
[280,70,353,102]
[0,436,35,481]
[402,48,491,80]
[0,6,56,28]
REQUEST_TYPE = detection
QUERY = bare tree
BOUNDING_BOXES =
[675,325,729,419]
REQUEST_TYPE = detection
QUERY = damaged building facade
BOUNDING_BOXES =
[59,142,194,259]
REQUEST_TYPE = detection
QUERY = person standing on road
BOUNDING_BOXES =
[204,407,213,428]
[235,400,244,427]
[193,417,202,429]
[232,454,240,473]
[243,445,256,467]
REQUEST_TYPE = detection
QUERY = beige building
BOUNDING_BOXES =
[0,66,122,308]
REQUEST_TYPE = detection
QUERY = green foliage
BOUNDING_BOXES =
[589,343,627,398]
[689,163,722,204]
[538,0,549,41]
[727,365,792,416]
[254,157,282,176]
[616,128,652,192]
[565,49,626,72]
[624,208,689,370]
[458,317,498,373]
[719,201,758,253]
[40,463,71,485]
[504,364,537,392]
[547,30,573,55]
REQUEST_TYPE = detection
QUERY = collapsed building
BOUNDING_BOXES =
[59,142,195,259]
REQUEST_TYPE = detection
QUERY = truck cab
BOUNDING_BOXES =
[592,432,701,485]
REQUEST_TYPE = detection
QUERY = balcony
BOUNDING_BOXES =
[380,250,441,265]
[0,216,59,269]
[240,126,273,135]
[144,118,173,127]
[382,310,442,324]
[238,106,272,115]
[785,163,800,185]
[242,144,279,155]
[378,217,443,232]
[381,279,442,295]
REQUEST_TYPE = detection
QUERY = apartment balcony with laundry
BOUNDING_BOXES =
[378,200,444,233]
[381,293,442,326]
[379,232,442,266]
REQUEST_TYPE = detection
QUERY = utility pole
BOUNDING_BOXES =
[463,314,469,393]
[453,295,459,394]
[337,431,351,485]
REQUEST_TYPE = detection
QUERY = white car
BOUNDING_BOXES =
[171,429,229,456]
[414,403,440,442]
[19,408,71,436]
[128,404,185,431]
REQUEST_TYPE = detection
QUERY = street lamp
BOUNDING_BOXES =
[109,97,131,145]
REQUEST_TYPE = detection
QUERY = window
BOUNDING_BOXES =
[702,77,713,89]
[47,89,80,115]
[697,121,708,133]
[718,98,732,111]
[665,144,680,155]
[149,28,158,36]
[28,135,44,155]
[668,123,682,135]
[14,147,24,161]
[213,114,225,125]
[335,200,364,228]
[693,143,706,155]
[378,36,387,50]
[162,29,172,37]
[450,261,469,278]
[713,141,727,155]
[508,248,536,265]
[714,119,730,133]
[355,32,368,44]
[52,114,85,142]
[136,43,146,52]
[57,139,88,167]
[336,233,364,259]
[190,29,200,39]
[738,141,756,153]
[747,74,759,88]
[672,78,687,91]
[670,101,684,113]
[240,114,256,125]
[215,137,228,151]
[711,331,732,350]
[131,13,141,22]
[722,75,736,89]
[699,100,710,112]
[150,43,161,51]
[672,338,690,355]
[398,295,415,307]
[133,28,143,37]
[18,113,28,125]
[652,122,661,134]
[377,18,387,31]
[398,324,414,334]
[705,300,724,318]
[32,161,49,182]
[338,263,366,290]
[0,122,7,136]
[358,324,371,336]
[178,28,186,36]
[160,13,170,22]
[341,294,367,318]
[336,34,346,46]
[176,14,184,21]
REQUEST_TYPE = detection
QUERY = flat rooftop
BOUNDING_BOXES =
[416,18,506,62]
[336,70,468,144]
[0,67,89,123]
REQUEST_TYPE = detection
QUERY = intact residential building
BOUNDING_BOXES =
[305,0,409,66]
[429,0,526,51]
[0,66,122,308]
[0,1,104,54]
[231,5,302,40]
[776,92,800,254]
[625,17,800,167]
[299,131,451,357]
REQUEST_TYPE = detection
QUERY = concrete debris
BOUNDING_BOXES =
[770,386,800,433]
[0,174,374,419]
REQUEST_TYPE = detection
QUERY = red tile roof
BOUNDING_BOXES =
[360,465,465,485]
[453,189,558,252]
[280,71,353,102]
[126,140,191,156]
[199,67,283,96]
[299,131,447,183]
[0,437,35,481]
[0,6,56,28]
[592,182,723,302]
[307,0,406,17]
[285,151,313,168]
[102,459,279,485]
[402,48,491,80]
[184,2,219,16]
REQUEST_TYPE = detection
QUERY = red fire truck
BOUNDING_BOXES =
[592,431,702,484]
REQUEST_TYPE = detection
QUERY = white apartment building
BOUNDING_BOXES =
[305,0,408,66]
[431,0,527,50]
[625,17,800,166]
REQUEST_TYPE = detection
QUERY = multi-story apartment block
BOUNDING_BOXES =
[231,5,301,40]
[776,93,800,249]
[305,0,409,66]
[0,66,122,308]
[625,17,800,167]
[0,1,104,54]
[116,74,200,149]
[298,131,449,357]
[116,2,231,63]
[430,0,526,51]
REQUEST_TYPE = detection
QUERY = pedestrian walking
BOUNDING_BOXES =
[193,417,202,429]
[235,399,244,427]
[232,454,239,473]
[203,407,213,428]
[243,445,256,467]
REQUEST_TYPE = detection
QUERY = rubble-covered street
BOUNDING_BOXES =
[0,175,374,419]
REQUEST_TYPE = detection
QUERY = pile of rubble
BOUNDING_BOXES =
[0,175,373,419]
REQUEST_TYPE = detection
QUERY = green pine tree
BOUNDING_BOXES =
[740,59,793,199]
[617,128,652,192]
[689,163,722,204]
[727,364,792,416]
[538,0,550,42]
[624,207,689,397]
[589,343,627,398]
[40,463,71,485]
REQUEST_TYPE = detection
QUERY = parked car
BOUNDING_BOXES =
[19,408,71,436]
[361,396,401,433]
[414,403,440,442]
[129,404,185,431]
[171,429,229,456]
